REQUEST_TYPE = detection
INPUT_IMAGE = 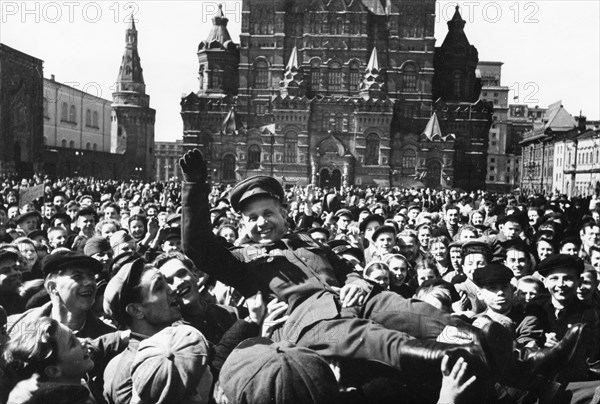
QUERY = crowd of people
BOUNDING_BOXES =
[0,149,600,403]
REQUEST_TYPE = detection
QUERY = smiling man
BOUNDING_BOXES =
[7,250,115,339]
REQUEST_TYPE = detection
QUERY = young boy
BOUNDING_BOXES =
[47,226,69,251]
[2,317,96,403]
[473,263,546,348]
[516,275,545,304]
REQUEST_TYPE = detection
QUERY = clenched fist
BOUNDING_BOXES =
[179,148,208,183]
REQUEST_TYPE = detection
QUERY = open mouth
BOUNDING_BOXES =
[176,286,191,298]
[79,290,95,297]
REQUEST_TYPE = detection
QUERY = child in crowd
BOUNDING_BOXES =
[363,261,390,290]
[516,275,545,303]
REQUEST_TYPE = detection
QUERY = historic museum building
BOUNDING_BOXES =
[181,1,492,190]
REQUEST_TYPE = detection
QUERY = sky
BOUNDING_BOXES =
[1,0,598,141]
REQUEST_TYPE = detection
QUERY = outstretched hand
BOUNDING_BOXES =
[179,148,208,183]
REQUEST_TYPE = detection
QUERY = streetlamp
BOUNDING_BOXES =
[133,166,143,180]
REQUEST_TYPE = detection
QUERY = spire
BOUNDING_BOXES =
[366,47,379,72]
[360,47,386,99]
[285,46,299,71]
[113,17,148,106]
[421,113,443,141]
[441,6,470,48]
[448,5,466,30]
[280,46,305,97]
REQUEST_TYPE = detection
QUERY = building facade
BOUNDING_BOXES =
[2,17,156,181]
[182,3,492,190]
[520,102,577,195]
[0,44,44,177]
[477,61,514,193]
[155,140,184,181]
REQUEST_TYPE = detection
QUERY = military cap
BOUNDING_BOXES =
[307,227,330,240]
[15,211,41,224]
[335,208,353,219]
[359,214,384,233]
[372,225,397,241]
[536,254,584,277]
[461,240,491,259]
[103,258,146,326]
[84,236,112,257]
[341,247,365,264]
[42,250,103,278]
[327,239,351,251]
[473,263,514,288]
[229,176,284,212]
[407,203,422,212]
[219,337,338,404]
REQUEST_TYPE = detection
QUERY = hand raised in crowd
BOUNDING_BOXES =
[437,355,477,404]
[262,298,290,338]
[179,148,208,183]
[244,290,267,325]
[333,283,367,307]
[6,373,40,404]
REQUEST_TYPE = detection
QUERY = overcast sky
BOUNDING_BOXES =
[1,0,598,141]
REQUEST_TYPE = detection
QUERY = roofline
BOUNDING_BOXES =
[0,43,44,64]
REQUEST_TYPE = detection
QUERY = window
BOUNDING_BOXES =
[328,62,342,91]
[222,154,236,181]
[86,142,91,150]
[254,61,268,89]
[453,72,462,98]
[248,145,261,169]
[61,139,67,148]
[284,131,298,163]
[349,62,360,92]
[61,103,68,121]
[86,109,92,126]
[211,65,222,89]
[310,60,321,93]
[489,176,495,181]
[365,133,380,165]
[43,98,49,118]
[69,140,75,149]
[335,114,343,131]
[93,143,98,151]
[402,149,416,169]
[403,64,417,92]
[93,111,99,127]
[69,105,76,123]
[490,158,495,163]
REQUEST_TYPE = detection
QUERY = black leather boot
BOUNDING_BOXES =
[398,339,489,374]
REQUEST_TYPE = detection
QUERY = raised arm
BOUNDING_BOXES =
[179,149,260,297]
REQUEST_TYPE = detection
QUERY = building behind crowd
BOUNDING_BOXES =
[0,44,45,178]
[477,61,517,193]
[155,140,184,181]
[182,3,492,191]
[1,18,155,181]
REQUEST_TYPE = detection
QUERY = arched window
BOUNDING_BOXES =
[69,140,75,149]
[61,103,68,121]
[248,145,261,169]
[328,62,342,91]
[365,133,380,165]
[86,142,91,150]
[93,143,98,151]
[222,154,236,181]
[86,109,92,126]
[284,131,298,163]
[335,113,343,131]
[349,62,360,92]
[403,64,417,92]
[402,149,416,169]
[61,139,67,148]
[335,18,343,35]
[254,60,268,89]
[310,60,321,93]
[69,105,76,123]
[453,72,463,99]
[92,111,99,127]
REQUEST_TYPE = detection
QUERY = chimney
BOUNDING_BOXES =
[576,114,587,132]
[50,74,55,81]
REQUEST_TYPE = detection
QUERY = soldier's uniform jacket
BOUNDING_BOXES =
[181,182,371,341]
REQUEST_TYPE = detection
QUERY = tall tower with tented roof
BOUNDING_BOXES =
[111,16,156,181]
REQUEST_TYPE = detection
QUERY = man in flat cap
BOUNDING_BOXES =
[7,250,115,339]
[178,148,596,395]
[535,254,600,381]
